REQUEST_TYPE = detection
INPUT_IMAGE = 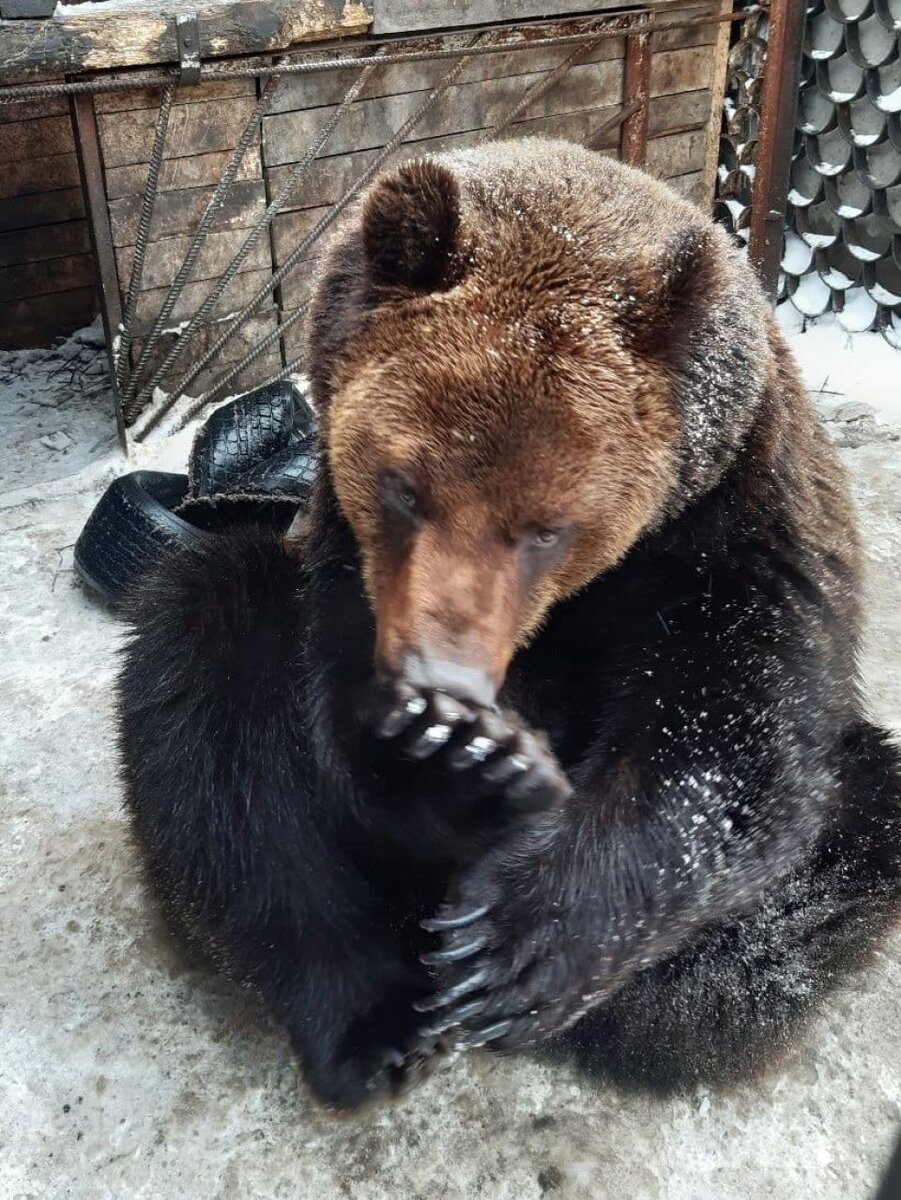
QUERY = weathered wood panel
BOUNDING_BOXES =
[0,220,90,268]
[98,95,262,169]
[115,226,272,293]
[373,0,624,36]
[0,113,76,161]
[645,127,707,178]
[130,266,273,333]
[94,78,255,115]
[107,179,267,245]
[267,87,711,217]
[267,15,716,115]
[105,149,261,202]
[0,94,95,346]
[128,310,281,394]
[0,252,94,303]
[0,286,97,349]
[0,186,85,231]
[262,46,714,166]
[700,0,733,209]
[0,152,82,200]
[1,0,373,86]
[0,95,69,123]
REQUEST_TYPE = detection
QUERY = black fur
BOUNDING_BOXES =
[118,423,901,1108]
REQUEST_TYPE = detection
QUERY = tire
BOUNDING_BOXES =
[74,471,209,607]
[230,436,318,500]
[187,380,315,499]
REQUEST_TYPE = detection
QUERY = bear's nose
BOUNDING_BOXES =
[399,650,497,708]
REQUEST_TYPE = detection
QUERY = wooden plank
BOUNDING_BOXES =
[666,169,704,203]
[98,95,262,169]
[0,114,75,162]
[267,15,717,115]
[271,92,712,300]
[1,0,372,86]
[0,285,97,349]
[94,78,255,114]
[107,178,266,245]
[0,152,82,199]
[128,309,281,393]
[281,268,323,328]
[0,186,85,231]
[0,95,69,123]
[105,149,260,201]
[281,301,320,360]
[700,0,733,212]
[130,265,273,332]
[262,45,715,166]
[266,87,712,219]
[0,252,94,303]
[0,220,90,268]
[114,226,272,293]
[373,0,623,36]
[645,127,708,179]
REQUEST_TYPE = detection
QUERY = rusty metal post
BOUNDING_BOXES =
[620,32,652,166]
[748,0,806,299]
[70,90,126,450]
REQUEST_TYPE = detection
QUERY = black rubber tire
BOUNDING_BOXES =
[187,380,315,499]
[74,471,209,607]
[229,435,318,500]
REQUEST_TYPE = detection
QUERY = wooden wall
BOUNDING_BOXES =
[0,97,98,349]
[88,0,727,401]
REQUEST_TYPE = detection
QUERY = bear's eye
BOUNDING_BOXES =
[397,485,418,513]
[380,471,423,523]
[530,527,562,549]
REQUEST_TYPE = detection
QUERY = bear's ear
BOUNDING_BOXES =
[362,160,461,294]
[623,224,714,352]
[648,225,712,318]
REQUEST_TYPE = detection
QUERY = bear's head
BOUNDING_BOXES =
[306,144,768,707]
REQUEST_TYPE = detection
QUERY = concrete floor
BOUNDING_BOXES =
[1,319,899,1200]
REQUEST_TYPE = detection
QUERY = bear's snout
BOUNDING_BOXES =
[372,537,520,709]
[396,648,496,708]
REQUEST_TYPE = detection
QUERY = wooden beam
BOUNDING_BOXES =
[700,0,733,212]
[0,0,372,85]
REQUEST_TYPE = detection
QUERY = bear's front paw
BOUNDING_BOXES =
[362,678,572,824]
[301,999,447,1112]
[415,851,599,1053]
[305,1037,438,1112]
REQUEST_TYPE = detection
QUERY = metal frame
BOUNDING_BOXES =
[746,0,806,297]
[2,3,798,440]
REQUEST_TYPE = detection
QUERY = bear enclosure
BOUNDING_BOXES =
[0,0,807,444]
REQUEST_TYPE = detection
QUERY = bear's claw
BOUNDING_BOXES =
[420,903,489,932]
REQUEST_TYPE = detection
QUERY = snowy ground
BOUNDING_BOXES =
[0,313,899,1199]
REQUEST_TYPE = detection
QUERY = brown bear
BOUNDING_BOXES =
[118,139,901,1111]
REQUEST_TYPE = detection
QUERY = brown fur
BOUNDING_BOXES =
[311,142,719,681]
[119,140,901,1110]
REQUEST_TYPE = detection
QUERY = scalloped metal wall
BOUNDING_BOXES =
[716,0,901,348]
[715,4,766,251]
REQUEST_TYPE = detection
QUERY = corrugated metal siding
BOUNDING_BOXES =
[716,0,901,348]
